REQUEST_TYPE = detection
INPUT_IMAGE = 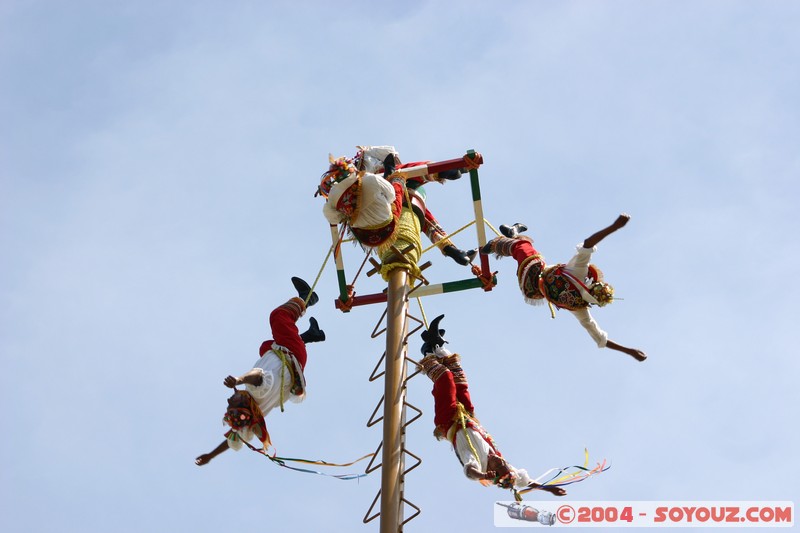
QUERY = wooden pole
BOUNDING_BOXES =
[380,267,409,533]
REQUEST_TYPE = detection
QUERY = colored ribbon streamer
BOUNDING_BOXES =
[518,449,611,496]
[242,439,374,481]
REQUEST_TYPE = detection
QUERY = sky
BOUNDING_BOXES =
[1,1,798,532]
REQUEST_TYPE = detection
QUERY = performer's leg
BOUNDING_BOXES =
[481,236,519,257]
[405,174,428,187]
[397,162,431,186]
[441,353,475,415]
[418,202,476,265]
[431,371,459,430]
[484,236,539,266]
[404,188,456,249]
[421,207,451,247]
[511,239,539,266]
[419,355,457,430]
[269,297,308,367]
[390,180,404,219]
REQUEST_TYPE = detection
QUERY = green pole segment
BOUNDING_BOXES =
[409,276,496,298]
[441,277,486,293]
[336,269,348,302]
[466,149,492,283]
[467,149,482,202]
[329,224,350,303]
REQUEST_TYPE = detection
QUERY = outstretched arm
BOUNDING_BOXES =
[606,340,647,362]
[583,213,630,249]
[465,463,494,481]
[223,369,263,388]
[195,440,229,466]
[527,482,567,497]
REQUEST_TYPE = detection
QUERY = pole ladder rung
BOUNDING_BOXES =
[366,395,385,428]
[365,441,384,474]
[362,489,381,524]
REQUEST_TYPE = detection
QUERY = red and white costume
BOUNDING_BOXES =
[321,146,455,249]
[227,297,308,451]
[511,239,609,348]
[429,346,531,488]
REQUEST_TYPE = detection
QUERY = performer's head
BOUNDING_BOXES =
[488,453,533,489]
[586,264,614,306]
[589,281,614,306]
[487,453,512,483]
[223,389,271,448]
[353,145,400,174]
[223,390,255,430]
[317,155,354,198]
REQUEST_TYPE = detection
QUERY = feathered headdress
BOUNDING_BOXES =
[316,154,354,198]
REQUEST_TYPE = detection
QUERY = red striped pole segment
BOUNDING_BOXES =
[395,153,484,180]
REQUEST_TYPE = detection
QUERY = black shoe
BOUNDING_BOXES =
[438,169,463,181]
[443,245,476,266]
[300,317,326,344]
[291,276,319,307]
[499,223,527,239]
[420,314,447,352]
[480,239,495,255]
[383,153,397,178]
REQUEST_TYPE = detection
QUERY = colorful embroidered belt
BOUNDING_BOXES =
[350,219,396,247]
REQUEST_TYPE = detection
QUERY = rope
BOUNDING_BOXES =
[416,297,429,329]
[350,248,372,286]
[462,153,483,170]
[337,285,356,312]
[305,225,346,307]
[456,403,481,466]
[421,220,476,255]
[483,218,502,238]
[471,264,497,291]
[379,206,422,281]
[271,346,295,413]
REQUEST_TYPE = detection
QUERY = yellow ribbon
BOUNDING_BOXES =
[271,346,296,413]
[456,402,481,466]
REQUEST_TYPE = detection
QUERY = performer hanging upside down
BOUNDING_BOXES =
[318,145,476,266]
[417,315,567,497]
[482,214,646,362]
[195,277,326,466]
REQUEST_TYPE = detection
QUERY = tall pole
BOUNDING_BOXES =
[380,267,409,533]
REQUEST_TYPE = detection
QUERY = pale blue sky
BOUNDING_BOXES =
[2,1,798,532]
